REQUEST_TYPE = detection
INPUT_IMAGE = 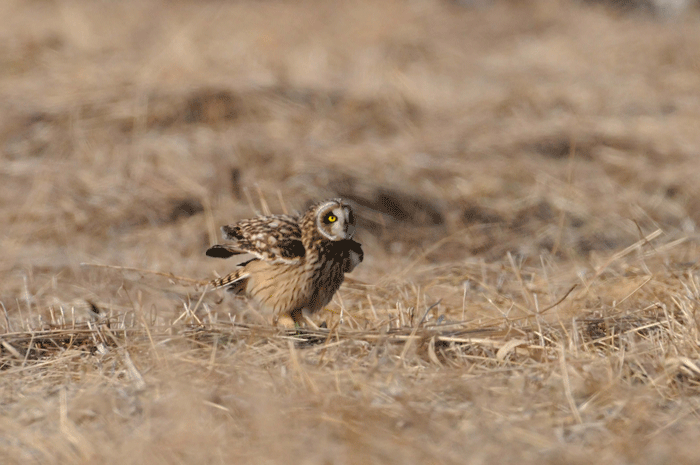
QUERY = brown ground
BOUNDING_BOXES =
[2,0,700,463]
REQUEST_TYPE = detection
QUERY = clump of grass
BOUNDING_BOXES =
[2,231,700,463]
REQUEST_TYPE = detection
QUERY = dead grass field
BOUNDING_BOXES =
[2,0,700,463]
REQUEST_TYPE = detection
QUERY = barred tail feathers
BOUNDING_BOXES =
[210,269,249,293]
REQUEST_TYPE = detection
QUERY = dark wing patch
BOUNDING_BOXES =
[283,238,306,259]
[206,245,238,259]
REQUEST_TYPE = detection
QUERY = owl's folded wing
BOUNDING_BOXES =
[206,214,305,265]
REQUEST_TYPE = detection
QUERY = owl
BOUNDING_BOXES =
[206,198,363,327]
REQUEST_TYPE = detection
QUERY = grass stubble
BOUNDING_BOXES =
[2,0,700,463]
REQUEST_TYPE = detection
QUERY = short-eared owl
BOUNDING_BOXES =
[206,199,363,327]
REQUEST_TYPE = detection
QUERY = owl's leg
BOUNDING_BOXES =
[299,308,320,329]
[290,308,306,326]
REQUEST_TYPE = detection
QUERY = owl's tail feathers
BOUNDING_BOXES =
[210,270,249,295]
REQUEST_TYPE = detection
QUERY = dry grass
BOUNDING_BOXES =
[2,0,700,463]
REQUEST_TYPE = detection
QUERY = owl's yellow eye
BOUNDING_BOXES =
[327,215,337,223]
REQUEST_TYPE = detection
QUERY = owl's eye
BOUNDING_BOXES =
[327,214,338,223]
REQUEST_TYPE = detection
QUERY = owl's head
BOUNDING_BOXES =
[313,199,356,241]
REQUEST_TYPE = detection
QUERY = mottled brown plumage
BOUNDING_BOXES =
[206,199,363,327]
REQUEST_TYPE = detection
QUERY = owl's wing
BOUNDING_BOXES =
[341,239,364,273]
[206,214,305,265]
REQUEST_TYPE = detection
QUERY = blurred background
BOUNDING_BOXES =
[2,0,699,285]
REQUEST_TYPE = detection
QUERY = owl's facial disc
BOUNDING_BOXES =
[316,201,355,241]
